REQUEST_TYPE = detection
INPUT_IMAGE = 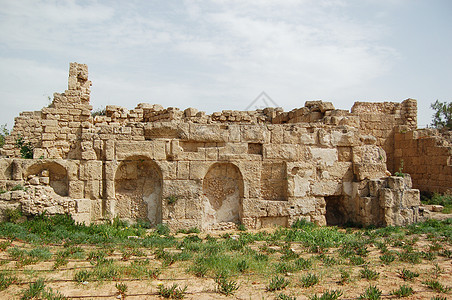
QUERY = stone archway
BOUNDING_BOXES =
[114,157,162,225]
[202,163,244,227]
[26,162,68,196]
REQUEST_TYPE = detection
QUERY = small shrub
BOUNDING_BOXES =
[394,159,405,177]
[237,224,247,231]
[187,263,208,278]
[155,223,170,235]
[0,272,17,291]
[91,107,106,117]
[237,259,249,273]
[20,278,45,300]
[74,270,91,283]
[0,241,11,251]
[53,256,69,269]
[379,253,395,264]
[310,289,343,300]
[349,255,365,265]
[300,273,319,288]
[267,275,290,291]
[115,282,128,297]
[10,184,25,191]
[423,280,451,293]
[390,284,414,297]
[339,269,350,285]
[166,195,178,205]
[157,283,187,299]
[398,269,419,281]
[360,267,379,280]
[4,208,23,223]
[215,275,239,296]
[278,293,297,300]
[358,285,382,300]
[15,135,33,159]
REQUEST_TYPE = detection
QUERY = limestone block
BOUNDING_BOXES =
[368,179,384,197]
[105,180,115,199]
[263,144,298,161]
[236,161,260,198]
[159,161,177,180]
[379,189,398,208]
[309,147,338,167]
[290,176,310,197]
[242,199,267,217]
[80,161,102,180]
[189,161,209,180]
[39,177,50,185]
[241,125,269,143]
[218,143,248,157]
[69,180,84,199]
[115,141,153,160]
[104,140,115,160]
[387,176,405,190]
[353,145,386,164]
[154,141,167,160]
[269,125,283,144]
[190,124,227,142]
[228,125,241,142]
[33,148,47,159]
[177,161,190,179]
[184,107,198,118]
[324,162,353,181]
[76,199,91,213]
[353,163,387,181]
[311,181,342,196]
[71,213,91,225]
[402,190,420,207]
[330,129,358,146]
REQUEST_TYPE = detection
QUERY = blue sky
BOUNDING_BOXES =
[0,0,451,129]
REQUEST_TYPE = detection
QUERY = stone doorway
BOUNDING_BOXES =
[114,157,162,225]
[202,163,243,227]
[325,196,348,226]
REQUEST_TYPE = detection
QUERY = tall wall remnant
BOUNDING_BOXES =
[1,62,443,230]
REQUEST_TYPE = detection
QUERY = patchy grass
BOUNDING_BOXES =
[0,215,450,299]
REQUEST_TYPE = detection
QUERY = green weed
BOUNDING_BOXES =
[358,285,382,300]
[310,289,343,300]
[398,269,419,281]
[390,284,414,298]
[300,273,319,288]
[157,283,187,299]
[423,280,451,293]
[267,275,290,291]
[360,267,379,280]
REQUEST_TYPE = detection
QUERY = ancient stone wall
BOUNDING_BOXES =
[0,63,425,230]
[351,100,417,173]
[394,128,452,194]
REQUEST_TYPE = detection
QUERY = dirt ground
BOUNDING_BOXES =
[0,216,451,300]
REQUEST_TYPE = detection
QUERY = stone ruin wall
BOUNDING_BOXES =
[394,129,452,194]
[0,62,432,230]
[351,100,417,173]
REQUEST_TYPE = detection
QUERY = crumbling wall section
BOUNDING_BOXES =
[0,62,428,230]
[394,128,452,194]
[351,99,417,173]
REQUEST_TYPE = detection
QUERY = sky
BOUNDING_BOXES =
[0,0,451,130]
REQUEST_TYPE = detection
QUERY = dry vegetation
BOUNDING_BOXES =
[0,213,450,299]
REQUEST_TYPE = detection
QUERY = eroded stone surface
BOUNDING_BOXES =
[0,62,447,230]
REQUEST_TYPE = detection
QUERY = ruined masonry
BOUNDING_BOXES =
[0,62,448,231]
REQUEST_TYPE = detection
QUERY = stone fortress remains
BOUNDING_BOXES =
[0,63,450,230]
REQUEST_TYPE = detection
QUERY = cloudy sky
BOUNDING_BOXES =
[0,0,451,129]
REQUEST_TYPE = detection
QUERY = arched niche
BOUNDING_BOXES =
[114,156,162,225]
[202,162,244,226]
[26,162,68,196]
